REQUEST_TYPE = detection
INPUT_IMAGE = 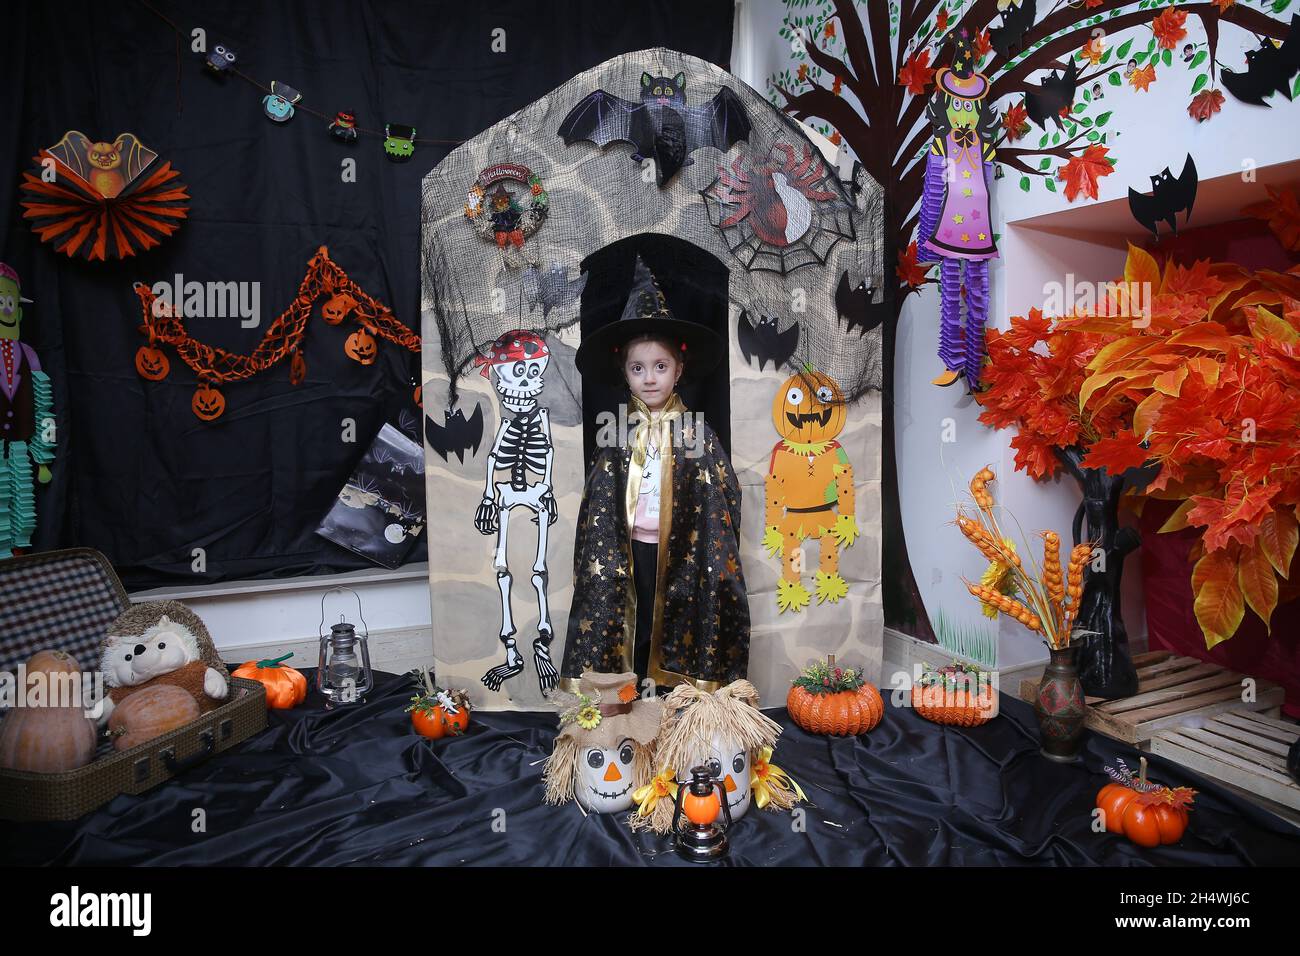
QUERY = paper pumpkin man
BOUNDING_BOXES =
[0,263,55,558]
[762,369,858,613]
[917,32,999,389]
[543,671,662,815]
[630,679,803,833]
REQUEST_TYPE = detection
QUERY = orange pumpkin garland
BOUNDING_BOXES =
[787,655,883,736]
[232,653,308,710]
[1096,756,1195,848]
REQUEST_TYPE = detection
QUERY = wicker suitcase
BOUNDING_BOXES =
[0,548,268,821]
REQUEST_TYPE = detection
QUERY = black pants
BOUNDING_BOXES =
[631,540,657,681]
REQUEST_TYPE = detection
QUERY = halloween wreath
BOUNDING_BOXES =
[463,163,548,265]
[133,246,420,421]
[19,131,189,262]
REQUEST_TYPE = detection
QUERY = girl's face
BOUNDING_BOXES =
[623,339,682,412]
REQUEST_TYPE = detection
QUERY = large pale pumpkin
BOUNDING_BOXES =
[108,685,200,751]
[771,370,847,445]
[0,650,99,773]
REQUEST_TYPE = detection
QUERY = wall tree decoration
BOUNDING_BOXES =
[766,0,1299,639]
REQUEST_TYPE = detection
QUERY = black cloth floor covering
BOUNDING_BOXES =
[3,669,1298,866]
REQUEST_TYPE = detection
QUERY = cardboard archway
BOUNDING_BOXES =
[420,48,887,708]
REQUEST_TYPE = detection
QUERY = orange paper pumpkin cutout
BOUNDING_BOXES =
[345,328,378,364]
[771,369,847,444]
[192,385,226,421]
[135,345,170,381]
[322,293,357,325]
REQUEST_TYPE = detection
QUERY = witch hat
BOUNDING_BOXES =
[575,255,723,381]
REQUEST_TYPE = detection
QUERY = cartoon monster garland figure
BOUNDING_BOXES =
[917,33,1000,389]
[0,264,56,557]
[763,369,858,613]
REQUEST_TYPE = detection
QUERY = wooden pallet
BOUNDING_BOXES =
[1151,711,1300,826]
[1018,650,1284,749]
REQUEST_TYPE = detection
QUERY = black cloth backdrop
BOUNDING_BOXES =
[3,670,1297,865]
[0,0,734,587]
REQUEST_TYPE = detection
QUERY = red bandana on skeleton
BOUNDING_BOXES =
[473,330,550,377]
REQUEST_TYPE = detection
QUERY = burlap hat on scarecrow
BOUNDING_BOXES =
[543,670,662,814]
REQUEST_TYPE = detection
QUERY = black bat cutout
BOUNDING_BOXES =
[426,403,484,464]
[1222,15,1300,107]
[737,310,799,371]
[1128,154,1197,239]
[557,72,752,187]
[990,0,1036,61]
[1026,58,1078,131]
[835,272,886,337]
[522,263,588,319]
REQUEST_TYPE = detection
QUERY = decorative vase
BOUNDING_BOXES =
[1034,645,1087,762]
[1054,446,1156,700]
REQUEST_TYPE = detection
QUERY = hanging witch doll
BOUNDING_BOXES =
[0,264,56,557]
[562,256,749,691]
[630,679,804,833]
[543,670,662,815]
[917,32,1000,389]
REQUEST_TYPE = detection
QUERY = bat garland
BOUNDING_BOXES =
[1128,155,1198,238]
[558,71,752,187]
[835,272,886,337]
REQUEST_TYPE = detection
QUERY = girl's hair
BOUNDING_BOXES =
[620,332,686,364]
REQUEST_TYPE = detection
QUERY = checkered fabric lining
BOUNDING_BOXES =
[0,554,127,677]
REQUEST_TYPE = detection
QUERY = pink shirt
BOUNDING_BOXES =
[631,439,662,544]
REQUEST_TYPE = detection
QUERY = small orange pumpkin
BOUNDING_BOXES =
[135,345,170,381]
[772,369,847,445]
[321,292,356,325]
[192,384,226,421]
[409,686,471,739]
[682,789,721,825]
[1096,757,1194,847]
[232,654,307,709]
[911,662,997,726]
[345,327,378,365]
[787,657,883,736]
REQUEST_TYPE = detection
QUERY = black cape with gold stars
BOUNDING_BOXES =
[560,420,750,691]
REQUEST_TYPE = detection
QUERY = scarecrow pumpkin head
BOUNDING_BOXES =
[771,369,846,444]
[543,671,661,815]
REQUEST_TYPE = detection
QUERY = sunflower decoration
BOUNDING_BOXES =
[561,691,603,731]
[978,537,1019,619]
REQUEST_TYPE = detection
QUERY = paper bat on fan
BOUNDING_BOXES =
[1221,15,1300,107]
[737,310,799,370]
[45,131,158,199]
[558,71,751,187]
[1128,155,1197,238]
[835,272,886,337]
[426,403,484,464]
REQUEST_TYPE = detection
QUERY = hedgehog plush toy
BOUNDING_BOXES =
[97,601,229,725]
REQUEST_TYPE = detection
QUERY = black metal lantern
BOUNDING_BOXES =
[670,764,733,862]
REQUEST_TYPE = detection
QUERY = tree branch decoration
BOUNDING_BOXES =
[132,246,420,422]
[767,0,1297,312]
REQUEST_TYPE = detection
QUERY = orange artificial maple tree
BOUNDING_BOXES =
[977,244,1300,649]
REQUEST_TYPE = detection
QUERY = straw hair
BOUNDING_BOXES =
[632,679,783,833]
[543,734,655,807]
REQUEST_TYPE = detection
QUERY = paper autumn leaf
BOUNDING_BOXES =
[1079,37,1105,65]
[1153,8,1189,50]
[897,240,931,287]
[1243,185,1300,252]
[1002,100,1030,140]
[975,30,993,59]
[1129,64,1157,91]
[898,49,935,96]
[936,9,949,33]
[1188,88,1225,122]
[1057,145,1114,202]
[1080,433,1152,473]
[1212,0,1235,13]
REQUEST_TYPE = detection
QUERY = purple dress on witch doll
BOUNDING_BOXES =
[917,34,1000,389]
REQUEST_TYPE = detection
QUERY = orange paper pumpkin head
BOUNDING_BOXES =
[135,345,170,381]
[321,293,356,325]
[772,370,846,444]
[345,328,378,365]
[192,385,226,421]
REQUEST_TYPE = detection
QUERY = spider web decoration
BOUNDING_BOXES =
[700,142,854,276]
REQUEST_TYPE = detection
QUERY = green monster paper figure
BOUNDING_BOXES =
[0,264,55,557]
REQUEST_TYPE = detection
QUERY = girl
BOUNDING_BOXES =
[560,256,749,692]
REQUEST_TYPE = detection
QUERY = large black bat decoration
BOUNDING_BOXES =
[989,0,1036,61]
[737,310,799,370]
[426,403,484,464]
[1222,15,1300,107]
[1128,155,1198,239]
[1026,59,1078,130]
[835,272,886,337]
[558,71,752,187]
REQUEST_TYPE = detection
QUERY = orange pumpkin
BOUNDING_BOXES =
[411,705,469,739]
[0,650,99,773]
[192,384,226,421]
[232,654,307,709]
[682,789,721,825]
[911,663,997,727]
[788,682,883,736]
[321,292,356,325]
[772,369,847,444]
[135,345,170,381]
[345,328,378,365]
[108,684,201,751]
[1096,758,1194,847]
